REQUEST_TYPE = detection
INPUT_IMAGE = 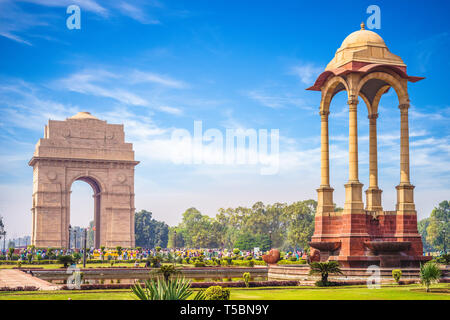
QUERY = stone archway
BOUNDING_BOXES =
[29,112,139,248]
[69,176,102,248]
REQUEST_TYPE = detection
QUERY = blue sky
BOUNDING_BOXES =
[0,0,449,237]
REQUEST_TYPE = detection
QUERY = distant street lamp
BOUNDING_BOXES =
[68,225,72,251]
[83,228,87,268]
[1,231,6,254]
[443,228,447,254]
[436,219,448,255]
[174,230,177,250]
[268,231,272,250]
[173,230,177,266]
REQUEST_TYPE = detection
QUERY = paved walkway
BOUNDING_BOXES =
[0,269,60,291]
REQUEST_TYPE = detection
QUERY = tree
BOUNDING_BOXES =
[418,217,433,251]
[283,200,316,250]
[0,215,4,235]
[233,232,270,251]
[426,201,449,252]
[135,210,169,248]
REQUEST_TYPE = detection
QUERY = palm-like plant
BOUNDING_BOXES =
[155,264,179,281]
[131,276,205,300]
[309,261,343,284]
[420,261,441,292]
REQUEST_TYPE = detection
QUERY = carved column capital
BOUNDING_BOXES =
[399,104,410,113]
[319,110,330,118]
[368,113,379,120]
[347,97,359,111]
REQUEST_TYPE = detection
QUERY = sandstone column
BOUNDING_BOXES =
[396,104,415,214]
[341,98,366,254]
[348,100,359,182]
[399,104,410,185]
[316,110,334,217]
[365,113,382,211]
[320,110,330,187]
[395,103,418,247]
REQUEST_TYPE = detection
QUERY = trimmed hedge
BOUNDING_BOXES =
[0,286,38,292]
[61,280,299,290]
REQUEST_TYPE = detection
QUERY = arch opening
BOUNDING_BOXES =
[70,177,102,249]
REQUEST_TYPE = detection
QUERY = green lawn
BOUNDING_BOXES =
[0,284,448,300]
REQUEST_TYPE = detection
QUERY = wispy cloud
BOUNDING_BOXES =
[114,2,160,24]
[53,68,187,108]
[130,70,187,88]
[19,0,108,16]
[290,63,323,86]
[245,90,311,110]
[0,0,163,45]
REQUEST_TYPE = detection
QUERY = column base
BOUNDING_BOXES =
[343,182,364,214]
[396,183,415,212]
[365,187,383,211]
[316,186,334,215]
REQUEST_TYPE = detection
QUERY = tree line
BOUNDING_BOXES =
[418,200,449,253]
[135,200,318,251]
[134,199,449,253]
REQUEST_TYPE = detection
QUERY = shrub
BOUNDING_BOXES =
[392,269,402,284]
[147,256,161,268]
[433,254,450,265]
[289,256,297,261]
[155,246,161,252]
[72,252,82,262]
[57,255,75,268]
[242,272,251,287]
[194,262,206,267]
[233,248,240,255]
[315,280,340,287]
[156,265,179,281]
[204,286,230,300]
[247,260,255,267]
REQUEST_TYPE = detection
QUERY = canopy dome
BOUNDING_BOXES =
[326,23,405,70]
[68,111,99,120]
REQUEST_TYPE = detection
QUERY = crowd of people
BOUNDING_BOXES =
[1,246,309,262]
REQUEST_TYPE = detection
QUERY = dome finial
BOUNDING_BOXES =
[360,22,365,30]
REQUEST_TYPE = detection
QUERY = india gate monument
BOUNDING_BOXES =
[307,23,430,268]
[29,112,139,248]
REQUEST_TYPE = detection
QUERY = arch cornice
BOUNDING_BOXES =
[357,71,409,105]
[320,75,349,113]
[68,173,106,194]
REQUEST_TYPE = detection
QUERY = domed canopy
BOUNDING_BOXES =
[68,111,99,120]
[326,23,405,70]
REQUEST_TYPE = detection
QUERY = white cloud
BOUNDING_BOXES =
[158,105,183,115]
[291,63,323,85]
[245,90,310,110]
[115,2,160,24]
[130,70,187,88]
